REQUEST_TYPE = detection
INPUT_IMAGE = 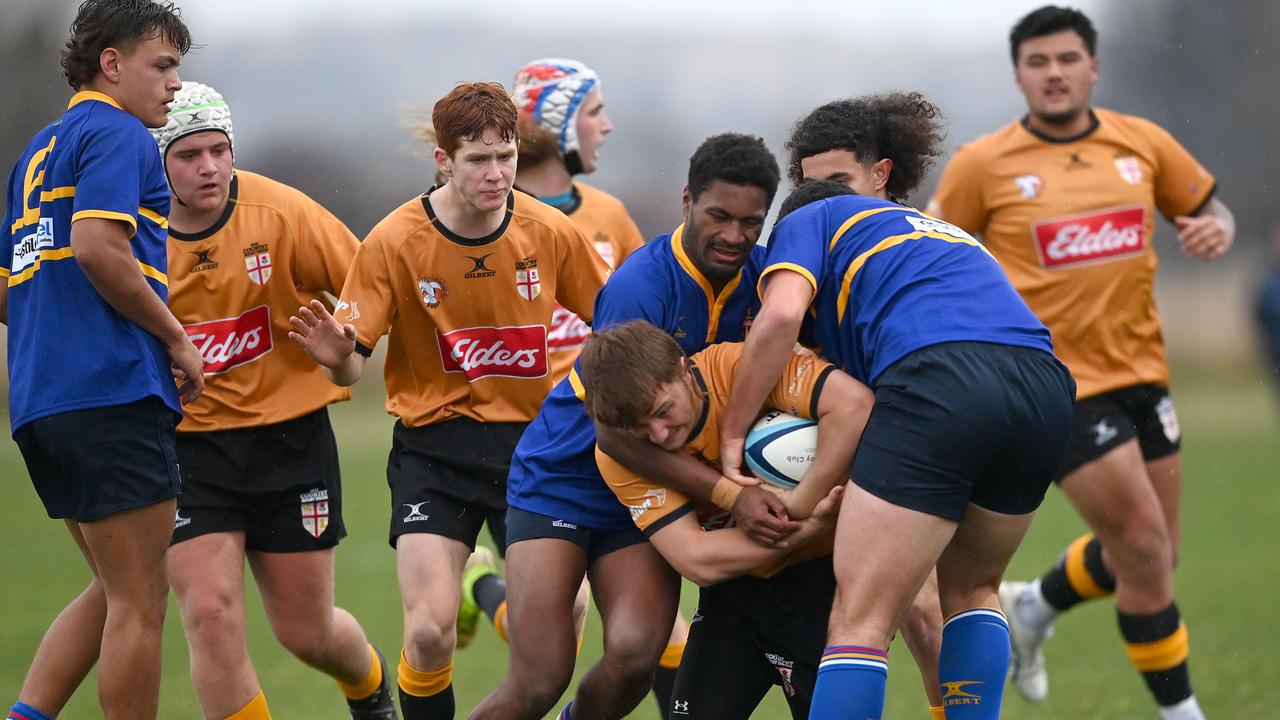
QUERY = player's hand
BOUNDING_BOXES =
[167,334,205,404]
[793,485,845,543]
[731,486,800,548]
[289,299,357,368]
[720,436,760,486]
[1174,214,1232,261]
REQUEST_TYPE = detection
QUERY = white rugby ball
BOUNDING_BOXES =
[744,411,817,489]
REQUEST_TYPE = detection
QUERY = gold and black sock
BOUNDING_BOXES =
[1118,603,1194,707]
[651,639,686,719]
[398,651,455,720]
[1039,533,1115,611]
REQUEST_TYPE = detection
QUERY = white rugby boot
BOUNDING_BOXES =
[1000,580,1053,703]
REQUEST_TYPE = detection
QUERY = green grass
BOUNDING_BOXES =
[2,365,1277,718]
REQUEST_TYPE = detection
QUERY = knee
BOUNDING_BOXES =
[182,592,243,647]
[273,614,331,666]
[601,626,665,683]
[1106,518,1172,577]
[900,596,944,653]
[403,613,455,662]
[520,665,574,713]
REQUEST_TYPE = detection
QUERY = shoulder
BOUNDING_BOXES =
[80,102,154,148]
[364,195,433,252]
[235,170,345,221]
[948,120,1022,165]
[574,182,629,213]
[511,189,581,237]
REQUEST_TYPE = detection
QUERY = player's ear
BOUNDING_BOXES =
[100,47,122,83]
[873,158,893,193]
[681,186,692,219]
[433,146,452,180]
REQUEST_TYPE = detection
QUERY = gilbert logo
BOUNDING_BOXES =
[184,305,273,374]
[548,305,590,352]
[1032,205,1146,269]
[436,324,548,380]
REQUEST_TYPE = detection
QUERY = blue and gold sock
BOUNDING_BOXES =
[398,651,455,720]
[7,702,52,720]
[1118,603,1195,708]
[558,701,574,720]
[1040,533,1115,611]
[938,608,1010,719]
[809,645,889,719]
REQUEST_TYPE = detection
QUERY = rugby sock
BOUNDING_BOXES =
[337,643,383,700]
[929,705,946,720]
[398,651,455,720]
[226,690,272,719]
[1158,696,1206,720]
[651,638,686,719]
[474,573,506,621]
[938,609,1009,719]
[1118,604,1197,711]
[7,702,52,720]
[1039,534,1116,612]
[558,700,574,719]
[809,645,888,719]
[493,601,509,644]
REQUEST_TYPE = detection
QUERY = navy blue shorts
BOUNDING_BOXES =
[851,342,1075,521]
[505,506,647,564]
[15,396,182,522]
[1055,384,1181,479]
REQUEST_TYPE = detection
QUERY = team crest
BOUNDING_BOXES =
[299,489,330,538]
[243,242,272,285]
[1014,174,1044,199]
[1156,395,1181,443]
[1115,155,1143,185]
[593,234,616,269]
[418,275,449,308]
[515,257,541,301]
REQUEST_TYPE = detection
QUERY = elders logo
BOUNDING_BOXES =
[184,304,273,374]
[1032,205,1146,269]
[436,324,549,380]
[548,305,590,352]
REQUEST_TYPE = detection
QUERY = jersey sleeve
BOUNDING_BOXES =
[591,260,668,330]
[595,446,695,535]
[337,231,397,355]
[926,143,989,235]
[759,203,828,298]
[1145,122,1216,219]
[290,194,359,295]
[72,118,150,236]
[764,350,837,420]
[555,220,609,322]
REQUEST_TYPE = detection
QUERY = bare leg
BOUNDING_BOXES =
[899,570,944,708]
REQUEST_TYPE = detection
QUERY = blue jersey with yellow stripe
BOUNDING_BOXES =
[507,226,764,530]
[762,195,1052,384]
[2,92,179,432]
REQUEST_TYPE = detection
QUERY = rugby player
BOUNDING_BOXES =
[471,133,785,720]
[2,3,199,719]
[927,7,1232,718]
[721,179,1076,720]
[289,82,609,720]
[581,319,861,719]
[153,82,395,720]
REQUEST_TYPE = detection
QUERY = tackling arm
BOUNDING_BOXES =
[783,369,874,519]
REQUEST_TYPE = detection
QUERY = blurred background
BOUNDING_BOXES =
[2,2,1279,717]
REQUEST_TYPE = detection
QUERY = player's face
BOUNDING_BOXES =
[111,33,183,128]
[681,180,769,283]
[165,131,233,213]
[575,89,612,174]
[438,129,517,213]
[800,149,891,200]
[633,366,699,451]
[1014,30,1099,125]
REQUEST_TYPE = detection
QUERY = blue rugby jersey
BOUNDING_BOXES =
[2,92,179,432]
[761,195,1053,385]
[507,226,764,529]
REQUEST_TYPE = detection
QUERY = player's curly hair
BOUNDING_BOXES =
[580,320,686,431]
[688,133,781,207]
[61,0,192,89]
[785,93,944,203]
[777,180,858,223]
[1010,5,1097,63]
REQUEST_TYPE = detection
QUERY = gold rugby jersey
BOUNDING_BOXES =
[929,108,1214,399]
[597,342,836,579]
[339,188,608,428]
[167,171,357,431]
[547,181,645,382]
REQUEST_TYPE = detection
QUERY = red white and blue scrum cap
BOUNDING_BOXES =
[151,81,234,158]
[511,59,599,168]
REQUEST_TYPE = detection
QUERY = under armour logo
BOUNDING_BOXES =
[672,700,690,715]
[1090,419,1118,446]
[402,502,431,522]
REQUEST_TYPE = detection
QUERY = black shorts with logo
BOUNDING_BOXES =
[670,557,835,720]
[505,506,647,564]
[852,342,1076,521]
[386,417,525,551]
[172,407,345,552]
[16,396,181,523]
[1055,383,1181,479]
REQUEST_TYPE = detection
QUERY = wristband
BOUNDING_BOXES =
[711,477,743,511]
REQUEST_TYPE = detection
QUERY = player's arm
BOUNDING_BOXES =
[71,218,204,403]
[288,298,367,386]
[0,282,8,325]
[648,485,843,587]
[596,424,801,546]
[1175,196,1234,262]
[720,270,813,483]
[782,369,874,520]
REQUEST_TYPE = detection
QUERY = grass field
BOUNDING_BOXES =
[2,363,1278,718]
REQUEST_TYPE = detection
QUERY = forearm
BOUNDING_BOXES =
[597,425,722,502]
[323,351,366,386]
[1200,197,1236,238]
[656,525,790,587]
[722,308,803,443]
[786,406,867,519]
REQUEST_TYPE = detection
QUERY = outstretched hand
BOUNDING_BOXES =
[289,298,357,369]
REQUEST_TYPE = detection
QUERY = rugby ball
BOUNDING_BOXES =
[744,411,817,489]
